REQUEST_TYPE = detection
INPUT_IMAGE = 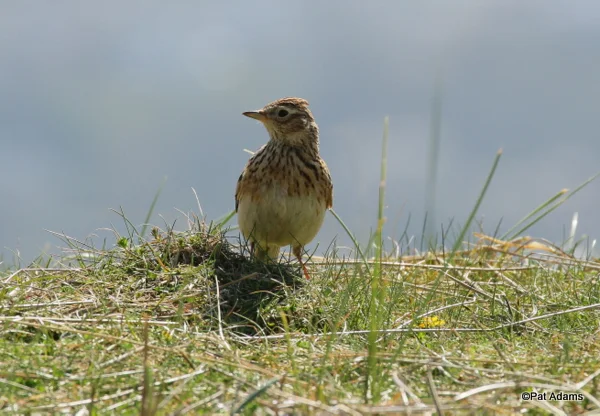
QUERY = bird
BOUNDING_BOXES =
[235,97,333,279]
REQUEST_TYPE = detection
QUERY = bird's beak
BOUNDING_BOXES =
[243,110,267,122]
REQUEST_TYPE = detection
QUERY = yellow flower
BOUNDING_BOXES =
[418,316,445,328]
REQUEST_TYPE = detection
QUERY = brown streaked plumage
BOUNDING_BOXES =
[235,97,333,279]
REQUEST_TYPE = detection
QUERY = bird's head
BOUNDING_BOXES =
[243,97,319,146]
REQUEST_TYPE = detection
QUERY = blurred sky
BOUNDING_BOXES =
[2,1,600,265]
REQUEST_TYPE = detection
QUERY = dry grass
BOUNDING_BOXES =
[1,215,600,414]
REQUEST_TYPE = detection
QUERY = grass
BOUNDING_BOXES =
[2,216,600,415]
[2,125,600,414]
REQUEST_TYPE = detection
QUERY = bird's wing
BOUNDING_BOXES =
[326,177,333,209]
[235,146,266,212]
[235,171,244,212]
[322,160,333,209]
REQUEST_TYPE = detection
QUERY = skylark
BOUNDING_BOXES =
[235,97,333,279]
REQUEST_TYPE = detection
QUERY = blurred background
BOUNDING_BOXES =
[2,1,599,265]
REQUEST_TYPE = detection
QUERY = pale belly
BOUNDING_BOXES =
[237,186,327,248]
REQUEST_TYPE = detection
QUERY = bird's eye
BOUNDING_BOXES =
[277,109,289,117]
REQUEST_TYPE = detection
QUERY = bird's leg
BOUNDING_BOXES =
[253,243,269,261]
[250,240,280,263]
[293,245,310,280]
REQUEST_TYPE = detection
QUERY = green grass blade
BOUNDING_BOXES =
[140,176,167,239]
[367,116,389,403]
[501,189,567,240]
[503,172,600,240]
[218,210,236,227]
[231,376,280,415]
[450,149,503,255]
[329,209,370,274]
